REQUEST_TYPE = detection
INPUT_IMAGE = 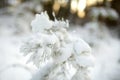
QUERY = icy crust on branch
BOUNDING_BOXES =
[21,12,94,80]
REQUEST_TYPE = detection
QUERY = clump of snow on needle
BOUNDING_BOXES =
[21,11,94,80]
[31,11,53,33]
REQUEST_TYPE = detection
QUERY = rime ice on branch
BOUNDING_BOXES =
[21,12,94,80]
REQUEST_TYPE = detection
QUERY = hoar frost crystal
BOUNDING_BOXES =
[21,12,94,80]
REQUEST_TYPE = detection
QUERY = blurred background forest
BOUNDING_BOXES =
[1,0,120,35]
[0,0,120,80]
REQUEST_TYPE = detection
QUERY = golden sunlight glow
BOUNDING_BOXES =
[53,0,113,18]
[97,0,104,3]
[77,10,86,18]
[77,0,86,18]
[70,0,78,13]
[53,1,60,13]
[58,0,68,7]
[87,0,97,6]
[87,0,112,6]
[77,0,86,12]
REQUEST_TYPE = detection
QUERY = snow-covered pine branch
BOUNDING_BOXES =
[21,11,94,80]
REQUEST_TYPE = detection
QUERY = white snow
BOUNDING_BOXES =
[0,4,120,80]
[21,12,94,80]
[31,12,53,33]
[90,7,119,19]
[70,21,120,80]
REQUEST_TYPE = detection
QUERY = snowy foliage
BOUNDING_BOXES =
[21,11,94,80]
[70,21,120,80]
[90,7,119,19]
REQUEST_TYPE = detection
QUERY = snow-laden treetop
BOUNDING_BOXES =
[31,11,69,33]
[21,11,94,80]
